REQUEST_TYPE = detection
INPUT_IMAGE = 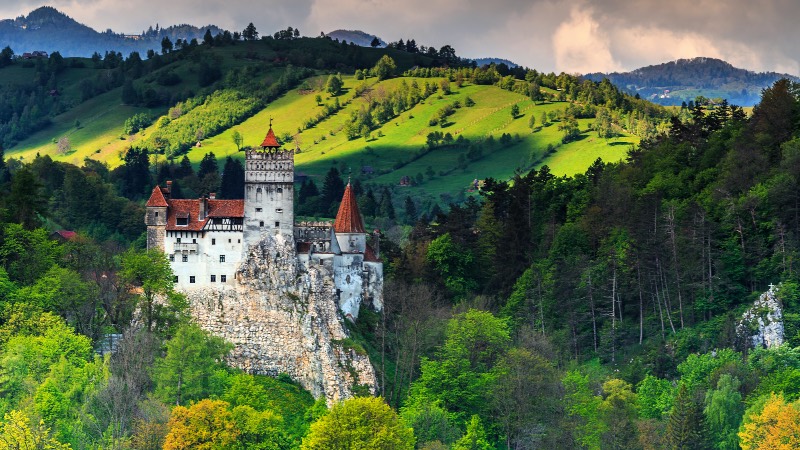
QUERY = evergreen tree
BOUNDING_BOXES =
[121,147,150,199]
[242,23,258,41]
[360,188,378,217]
[203,29,214,46]
[0,144,8,184]
[404,195,417,224]
[198,152,219,179]
[321,167,344,214]
[380,186,395,219]
[177,155,194,178]
[7,169,46,229]
[299,178,319,204]
[219,157,245,199]
[667,384,705,450]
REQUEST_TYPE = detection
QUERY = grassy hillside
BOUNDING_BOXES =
[5,40,639,204]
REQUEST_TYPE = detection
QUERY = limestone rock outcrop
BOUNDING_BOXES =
[186,233,377,404]
[738,284,784,349]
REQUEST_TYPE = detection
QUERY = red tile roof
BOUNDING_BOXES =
[364,244,380,262]
[52,230,77,240]
[165,199,244,231]
[334,183,365,233]
[260,127,280,148]
[146,185,168,207]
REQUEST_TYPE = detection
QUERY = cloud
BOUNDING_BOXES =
[0,0,798,75]
[552,6,622,73]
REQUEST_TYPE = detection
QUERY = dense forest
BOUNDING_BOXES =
[1,23,800,450]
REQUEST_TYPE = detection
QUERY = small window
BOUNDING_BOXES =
[173,276,178,283]
[177,217,188,226]
[255,207,263,212]
[277,187,283,193]
[182,255,188,262]
[221,275,227,282]
[228,239,232,243]
[260,221,264,227]
[155,212,159,217]
[177,238,181,243]
[212,238,216,245]
[275,221,280,227]
[192,238,196,243]
[211,275,216,282]
[190,276,195,284]
[276,208,283,213]
[220,255,225,263]
[169,254,174,262]
[238,239,241,243]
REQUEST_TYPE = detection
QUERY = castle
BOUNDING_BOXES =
[144,125,383,319]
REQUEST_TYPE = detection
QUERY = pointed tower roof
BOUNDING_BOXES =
[146,185,168,207]
[334,183,365,233]
[260,126,280,148]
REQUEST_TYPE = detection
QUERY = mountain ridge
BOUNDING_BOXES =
[583,56,799,106]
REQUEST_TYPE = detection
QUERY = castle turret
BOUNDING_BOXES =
[145,183,169,251]
[244,125,295,246]
[333,182,366,253]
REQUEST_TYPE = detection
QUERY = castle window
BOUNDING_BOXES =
[256,208,262,212]
[211,275,216,282]
[173,276,178,283]
[155,212,159,217]
[212,238,216,245]
[192,238,196,243]
[275,221,280,227]
[177,238,181,243]
[228,239,232,243]
[221,275,227,282]
[177,217,188,226]
[169,254,174,262]
[260,221,264,227]
[190,276,195,284]
[220,255,226,263]
[182,255,188,262]
[277,188,283,193]
[238,239,241,243]
[276,208,283,213]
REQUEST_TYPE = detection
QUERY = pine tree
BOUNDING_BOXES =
[178,155,194,178]
[198,152,218,179]
[321,167,344,215]
[219,157,244,199]
[404,195,417,224]
[380,187,396,220]
[667,384,705,450]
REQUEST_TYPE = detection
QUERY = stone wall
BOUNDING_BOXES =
[738,284,785,349]
[185,232,377,404]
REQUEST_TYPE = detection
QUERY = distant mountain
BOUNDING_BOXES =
[472,57,518,68]
[325,29,384,47]
[0,6,223,57]
[583,57,799,106]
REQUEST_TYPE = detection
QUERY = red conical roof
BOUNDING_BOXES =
[145,185,168,207]
[260,127,280,148]
[334,183,365,233]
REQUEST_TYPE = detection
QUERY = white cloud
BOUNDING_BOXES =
[552,6,622,73]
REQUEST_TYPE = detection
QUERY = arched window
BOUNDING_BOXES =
[256,187,262,202]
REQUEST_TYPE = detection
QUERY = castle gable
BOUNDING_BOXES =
[165,199,244,231]
[145,185,169,207]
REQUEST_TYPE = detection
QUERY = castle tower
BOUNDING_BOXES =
[333,182,366,253]
[244,125,295,245]
[144,182,170,251]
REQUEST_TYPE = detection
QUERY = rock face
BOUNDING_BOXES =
[185,233,377,404]
[738,284,785,349]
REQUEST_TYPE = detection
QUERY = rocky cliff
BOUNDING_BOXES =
[738,284,785,349]
[185,233,377,404]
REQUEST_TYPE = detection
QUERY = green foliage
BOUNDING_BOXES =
[636,375,675,419]
[563,370,605,450]
[152,323,232,406]
[326,73,343,97]
[451,415,491,450]
[426,233,477,296]
[373,55,397,81]
[119,249,182,333]
[704,374,743,450]
[124,113,153,135]
[301,397,414,450]
[0,410,71,450]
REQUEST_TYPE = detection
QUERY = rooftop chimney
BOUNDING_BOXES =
[164,180,172,199]
[209,192,216,200]
[199,195,207,220]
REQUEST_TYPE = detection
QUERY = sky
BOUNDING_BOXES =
[1,0,799,75]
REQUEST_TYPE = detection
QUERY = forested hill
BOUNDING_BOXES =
[0,6,221,57]
[584,57,799,106]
